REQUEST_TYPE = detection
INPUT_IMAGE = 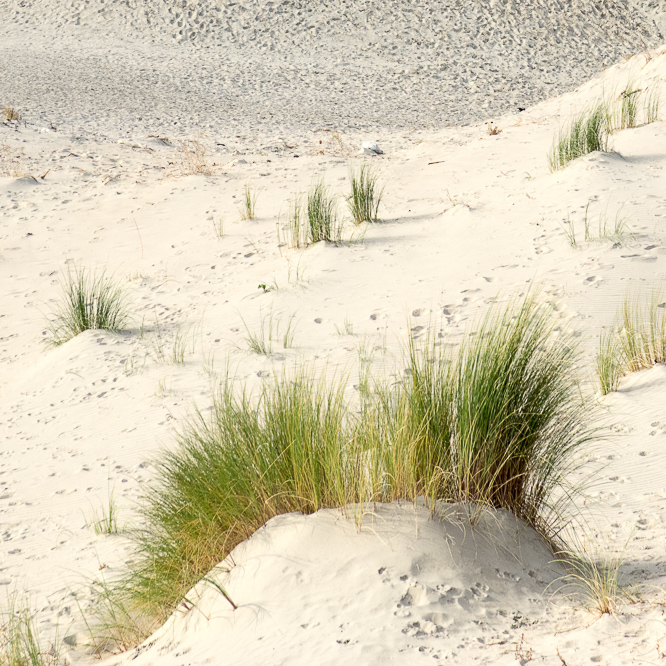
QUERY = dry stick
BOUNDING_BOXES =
[428,160,446,165]
[133,217,144,259]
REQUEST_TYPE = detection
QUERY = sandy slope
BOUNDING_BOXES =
[2,4,666,664]
[0,0,663,140]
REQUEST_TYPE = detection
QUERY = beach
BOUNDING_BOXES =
[2,1,666,664]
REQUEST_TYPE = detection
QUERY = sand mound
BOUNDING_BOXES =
[0,0,662,139]
[106,503,565,666]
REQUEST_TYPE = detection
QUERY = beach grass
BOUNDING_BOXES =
[94,293,596,645]
[239,185,257,221]
[347,164,383,224]
[307,181,341,243]
[549,102,611,171]
[44,268,131,346]
[596,289,666,394]
[0,596,61,666]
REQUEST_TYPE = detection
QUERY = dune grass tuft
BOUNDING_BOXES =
[347,164,383,224]
[548,102,611,171]
[0,596,61,666]
[239,185,257,221]
[94,293,596,646]
[44,268,131,346]
[596,289,666,394]
[307,180,341,243]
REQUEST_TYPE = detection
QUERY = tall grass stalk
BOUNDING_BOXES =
[44,268,131,346]
[347,164,383,224]
[548,103,611,171]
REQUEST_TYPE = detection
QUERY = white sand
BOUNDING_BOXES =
[3,2,666,664]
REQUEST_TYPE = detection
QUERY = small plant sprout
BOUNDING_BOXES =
[347,163,383,224]
[239,185,257,221]
[242,312,277,355]
[282,314,297,349]
[44,267,131,346]
[554,534,632,617]
[335,317,354,336]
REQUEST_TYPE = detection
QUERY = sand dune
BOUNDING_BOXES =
[0,0,663,140]
[3,1,666,664]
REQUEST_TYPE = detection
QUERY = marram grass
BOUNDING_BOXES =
[347,164,383,224]
[44,268,131,346]
[596,288,666,394]
[549,102,611,171]
[95,294,597,648]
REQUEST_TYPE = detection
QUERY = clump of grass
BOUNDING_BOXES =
[283,194,307,249]
[615,82,641,130]
[86,489,121,536]
[307,181,341,243]
[549,102,611,171]
[44,268,131,346]
[174,138,210,176]
[281,184,341,248]
[212,217,224,239]
[347,164,383,224]
[402,293,592,527]
[596,289,666,394]
[554,534,632,616]
[239,185,257,221]
[2,107,21,122]
[95,293,596,644]
[597,329,624,395]
[644,86,661,124]
[0,596,61,666]
[242,312,276,355]
[115,370,355,624]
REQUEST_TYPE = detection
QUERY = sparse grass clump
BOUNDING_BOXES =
[239,185,257,221]
[0,596,61,666]
[549,102,611,171]
[347,164,383,224]
[596,289,666,394]
[281,183,341,248]
[174,138,210,176]
[97,294,596,645]
[615,82,641,130]
[86,490,121,535]
[44,268,131,346]
[2,107,21,122]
